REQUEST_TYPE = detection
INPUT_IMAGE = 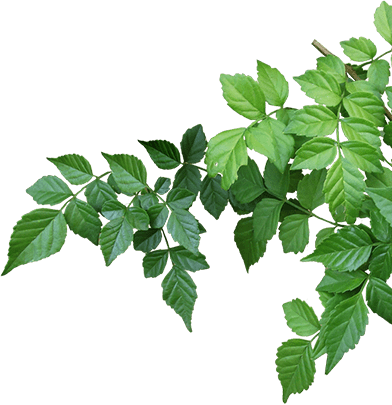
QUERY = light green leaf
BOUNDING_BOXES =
[3,209,67,275]
[133,229,162,253]
[138,140,181,170]
[366,167,392,188]
[369,244,392,281]
[99,215,133,266]
[173,165,202,196]
[343,92,386,127]
[85,179,117,212]
[162,265,197,332]
[316,55,346,84]
[256,60,288,106]
[374,1,392,45]
[205,127,248,190]
[368,59,390,93]
[340,37,377,61]
[325,292,368,374]
[276,339,316,403]
[316,269,368,293]
[279,214,310,254]
[284,105,337,137]
[47,154,93,185]
[101,200,126,220]
[166,188,196,211]
[301,226,372,272]
[169,246,209,272]
[200,174,229,220]
[26,175,73,205]
[127,207,150,230]
[366,186,392,227]
[341,117,381,149]
[245,118,294,173]
[220,73,266,119]
[180,124,207,164]
[341,141,383,173]
[154,177,171,195]
[366,277,392,323]
[291,137,337,170]
[345,80,380,97]
[253,198,284,242]
[167,209,200,254]
[102,153,147,195]
[283,299,320,336]
[293,69,342,106]
[297,169,327,210]
[142,249,169,278]
[147,204,169,229]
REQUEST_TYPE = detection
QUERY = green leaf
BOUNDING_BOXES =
[138,139,181,170]
[367,187,392,228]
[169,246,209,272]
[316,55,346,84]
[367,59,390,93]
[180,124,207,164]
[253,198,284,242]
[346,80,380,97]
[133,229,162,253]
[343,92,386,127]
[173,165,202,196]
[341,117,381,149]
[276,339,316,403]
[297,169,327,210]
[102,153,147,195]
[154,177,171,195]
[293,69,342,106]
[370,207,392,243]
[220,73,266,119]
[47,154,93,185]
[325,292,368,374]
[99,215,133,266]
[138,194,158,211]
[284,105,338,137]
[316,269,368,293]
[369,244,392,281]
[289,170,304,193]
[147,204,169,229]
[386,86,392,109]
[162,265,197,332]
[278,214,310,254]
[263,160,289,198]
[366,167,392,188]
[107,173,122,194]
[167,209,200,254]
[340,37,377,62]
[127,207,150,230]
[64,199,102,245]
[101,200,126,220]
[301,226,372,272]
[315,227,335,247]
[26,175,73,205]
[228,189,262,215]
[245,118,294,174]
[234,217,267,271]
[276,107,297,126]
[199,174,229,220]
[283,299,320,336]
[291,137,337,170]
[366,277,392,323]
[84,179,117,212]
[341,141,383,173]
[374,1,392,45]
[3,209,67,275]
[256,60,288,106]
[205,127,248,190]
[166,188,196,211]
[142,249,169,278]
[323,156,365,224]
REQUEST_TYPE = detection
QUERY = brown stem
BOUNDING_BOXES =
[312,39,392,122]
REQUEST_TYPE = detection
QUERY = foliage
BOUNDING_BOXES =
[4,1,392,402]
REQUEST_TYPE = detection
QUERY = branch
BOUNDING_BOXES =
[312,39,392,122]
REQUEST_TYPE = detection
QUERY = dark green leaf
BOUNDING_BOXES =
[47,154,93,185]
[173,165,202,196]
[200,174,229,219]
[138,139,181,170]
[369,244,392,281]
[101,200,126,220]
[169,246,209,272]
[288,170,304,193]
[366,277,392,323]
[85,179,117,212]
[278,214,309,254]
[316,269,368,293]
[139,193,159,211]
[143,249,169,278]
[154,177,171,195]
[297,169,327,210]
[228,189,262,215]
[366,187,392,227]
[282,299,320,336]
[26,175,73,205]
[107,173,122,194]
[370,207,392,243]
[167,209,200,254]
[127,207,150,230]
[167,188,196,211]
[253,198,284,242]
[315,227,335,247]
[263,160,289,198]
[133,229,162,253]
[147,204,169,229]
[180,124,207,164]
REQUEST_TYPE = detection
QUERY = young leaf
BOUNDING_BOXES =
[180,124,207,164]
[276,339,316,403]
[325,292,368,374]
[3,209,67,275]
[147,204,169,229]
[138,140,181,170]
[205,127,248,190]
[127,207,150,230]
[162,265,197,332]
[199,174,229,219]
[301,226,372,272]
[278,214,310,254]
[369,244,392,281]
[366,187,392,227]
[316,269,368,293]
[173,165,202,196]
[367,59,390,93]
[282,299,320,336]
[253,198,284,242]
[366,277,392,323]
[142,249,169,278]
[374,1,392,45]
[99,215,134,266]
[316,55,346,84]
[101,200,126,220]
[341,117,381,149]
[340,37,377,62]
[220,73,266,119]
[169,246,209,272]
[47,154,93,185]
[154,177,171,195]
[26,175,73,205]
[166,188,196,211]
[263,160,289,198]
[133,229,162,253]
[256,60,289,106]
[297,169,327,210]
[341,141,383,173]
[343,92,386,127]
[102,153,147,195]
[85,179,117,212]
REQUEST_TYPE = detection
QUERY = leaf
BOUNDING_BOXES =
[386,86,392,109]
[276,107,297,126]
[253,198,284,242]
[341,141,383,173]
[323,155,365,224]
[199,174,229,219]
[256,60,288,106]
[370,207,392,243]
[167,209,200,254]
[102,153,147,195]
[343,92,386,127]
[369,244,392,281]
[366,277,392,323]
[276,339,316,403]
[142,249,169,278]
[205,127,248,190]
[366,187,392,227]
[162,265,197,332]
[26,175,73,205]
[278,214,310,254]
[166,188,196,211]
[127,207,150,230]
[220,73,266,119]
[228,189,262,215]
[154,177,171,195]
[84,179,117,212]
[139,193,159,210]
[3,209,67,275]
[47,154,93,185]
[245,118,294,174]
[284,105,337,137]
[107,173,122,194]
[147,204,169,229]
[291,137,337,170]
[282,299,320,336]
[367,59,390,93]
[340,37,377,62]
[99,215,133,266]
[289,170,304,193]
[374,1,392,45]
[346,80,380,97]
[234,217,267,271]
[173,165,202,196]
[133,229,162,253]
[180,124,207,164]
[316,55,346,84]
[301,226,372,272]
[340,117,381,149]
[366,167,392,188]
[297,169,327,210]
[64,199,102,245]
[169,246,209,272]
[138,139,181,170]
[101,200,126,220]
[316,269,368,293]
[293,69,342,106]
[263,160,289,198]
[325,292,368,374]
[315,227,335,247]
